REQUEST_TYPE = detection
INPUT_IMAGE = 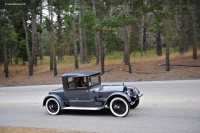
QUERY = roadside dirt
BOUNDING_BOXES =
[0,54,200,87]
[0,126,93,133]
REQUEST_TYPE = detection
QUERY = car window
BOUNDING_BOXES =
[68,77,88,90]
[89,76,100,86]
[68,77,75,89]
[76,77,87,89]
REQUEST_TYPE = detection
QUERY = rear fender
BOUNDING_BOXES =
[43,94,65,109]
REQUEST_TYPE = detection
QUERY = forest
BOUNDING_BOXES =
[0,0,199,78]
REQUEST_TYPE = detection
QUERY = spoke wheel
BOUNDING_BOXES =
[46,98,60,115]
[110,97,129,117]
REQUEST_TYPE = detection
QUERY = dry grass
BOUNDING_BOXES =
[0,127,94,133]
[0,50,198,74]
[105,50,199,65]
[0,65,27,78]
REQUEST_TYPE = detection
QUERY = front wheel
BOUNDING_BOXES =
[45,98,61,115]
[130,96,140,109]
[110,97,130,117]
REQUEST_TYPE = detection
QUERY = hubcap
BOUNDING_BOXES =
[48,100,58,113]
[112,100,126,115]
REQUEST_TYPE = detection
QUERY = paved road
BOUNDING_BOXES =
[0,80,200,133]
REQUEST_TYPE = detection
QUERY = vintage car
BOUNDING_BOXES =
[43,70,142,117]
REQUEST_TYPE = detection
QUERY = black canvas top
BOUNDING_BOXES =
[62,70,101,77]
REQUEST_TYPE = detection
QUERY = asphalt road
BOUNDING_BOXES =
[0,80,200,133]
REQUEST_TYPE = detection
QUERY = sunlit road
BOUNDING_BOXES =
[0,80,200,133]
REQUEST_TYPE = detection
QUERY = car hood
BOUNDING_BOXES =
[100,85,125,92]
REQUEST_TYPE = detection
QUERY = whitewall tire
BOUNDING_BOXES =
[110,97,130,117]
[46,98,61,115]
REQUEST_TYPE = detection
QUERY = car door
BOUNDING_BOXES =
[65,77,95,107]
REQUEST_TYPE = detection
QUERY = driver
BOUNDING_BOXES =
[75,77,87,87]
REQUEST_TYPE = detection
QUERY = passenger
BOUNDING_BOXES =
[80,77,87,87]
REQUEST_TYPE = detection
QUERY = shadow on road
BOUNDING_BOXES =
[60,109,112,117]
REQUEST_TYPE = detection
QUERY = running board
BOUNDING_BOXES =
[63,106,103,110]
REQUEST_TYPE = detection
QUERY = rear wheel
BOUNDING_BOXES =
[46,98,60,115]
[110,97,130,117]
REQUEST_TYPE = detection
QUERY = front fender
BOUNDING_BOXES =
[132,87,140,96]
[43,94,65,109]
[127,86,140,96]
[104,92,131,106]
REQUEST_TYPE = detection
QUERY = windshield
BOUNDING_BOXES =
[89,75,100,86]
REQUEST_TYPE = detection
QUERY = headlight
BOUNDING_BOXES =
[127,89,133,96]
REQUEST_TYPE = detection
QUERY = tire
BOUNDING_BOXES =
[130,98,140,109]
[45,98,61,115]
[110,97,130,117]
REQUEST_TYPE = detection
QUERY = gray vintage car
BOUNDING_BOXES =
[43,70,142,117]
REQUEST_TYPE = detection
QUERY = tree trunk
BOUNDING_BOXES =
[2,34,9,78]
[125,25,132,73]
[192,1,197,59]
[179,0,184,54]
[32,0,37,66]
[83,29,89,63]
[94,31,100,64]
[39,2,43,60]
[79,0,84,64]
[92,0,99,65]
[139,14,144,57]
[123,1,132,74]
[57,9,62,61]
[73,2,79,69]
[156,31,162,56]
[184,12,189,52]
[51,1,57,75]
[122,1,129,65]
[49,0,54,70]
[123,27,128,65]
[54,47,57,76]
[164,4,170,72]
[30,0,37,76]
[22,17,32,76]
[100,31,106,73]
[165,30,170,72]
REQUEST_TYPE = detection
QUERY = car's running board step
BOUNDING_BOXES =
[63,106,102,110]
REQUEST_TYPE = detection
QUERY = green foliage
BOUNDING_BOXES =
[44,18,52,32]
[37,23,42,33]
[64,15,73,25]
[95,14,136,30]
[15,40,27,62]
[148,19,162,31]
[81,10,95,29]
[106,29,123,53]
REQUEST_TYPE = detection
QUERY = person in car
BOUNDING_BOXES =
[76,77,87,87]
